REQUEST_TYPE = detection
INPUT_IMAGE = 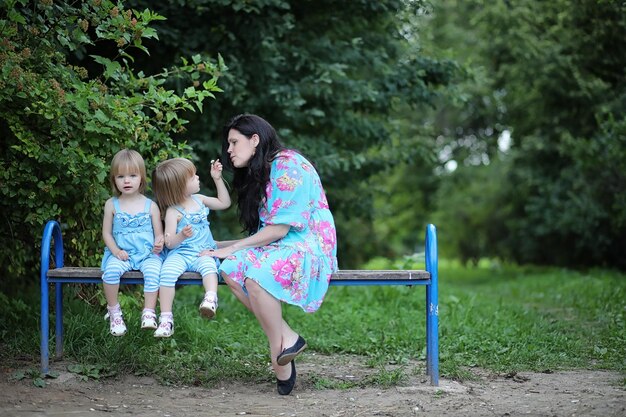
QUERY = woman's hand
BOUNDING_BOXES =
[199,246,238,259]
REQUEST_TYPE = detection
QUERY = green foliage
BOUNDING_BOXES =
[10,368,59,388]
[371,160,441,261]
[484,0,626,268]
[67,363,116,380]
[432,158,513,265]
[0,0,224,286]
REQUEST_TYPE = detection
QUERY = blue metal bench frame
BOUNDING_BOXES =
[40,220,439,385]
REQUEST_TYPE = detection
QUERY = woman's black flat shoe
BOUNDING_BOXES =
[277,361,296,395]
[276,335,307,366]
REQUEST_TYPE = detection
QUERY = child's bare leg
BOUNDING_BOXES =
[102,282,126,336]
[202,273,218,293]
[140,290,159,330]
[144,291,158,310]
[103,283,120,307]
[158,286,175,313]
[154,286,175,337]
[199,273,219,319]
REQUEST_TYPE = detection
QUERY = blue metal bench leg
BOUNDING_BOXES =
[40,220,64,374]
[425,224,439,386]
[55,284,64,359]
[40,264,49,374]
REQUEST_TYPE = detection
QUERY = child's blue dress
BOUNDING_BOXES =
[101,197,162,292]
[101,197,157,269]
[159,195,219,285]
[169,195,218,257]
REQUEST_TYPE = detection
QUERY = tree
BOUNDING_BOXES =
[126,0,458,266]
[424,0,626,269]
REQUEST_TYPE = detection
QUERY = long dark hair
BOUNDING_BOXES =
[221,114,285,234]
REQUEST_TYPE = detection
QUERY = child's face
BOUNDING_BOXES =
[185,172,200,195]
[114,170,142,195]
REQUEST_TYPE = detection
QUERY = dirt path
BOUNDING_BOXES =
[1,354,624,416]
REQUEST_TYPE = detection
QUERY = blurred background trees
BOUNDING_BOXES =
[421,0,626,269]
[1,0,625,292]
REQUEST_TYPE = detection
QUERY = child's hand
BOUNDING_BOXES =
[153,235,164,254]
[181,224,193,238]
[210,159,223,180]
[116,250,129,261]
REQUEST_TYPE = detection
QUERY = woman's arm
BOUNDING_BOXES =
[201,224,290,258]
[231,224,290,251]
[215,239,242,249]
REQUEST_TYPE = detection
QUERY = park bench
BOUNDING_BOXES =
[40,219,440,385]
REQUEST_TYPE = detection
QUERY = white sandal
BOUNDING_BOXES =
[104,311,127,337]
[141,311,158,330]
[154,317,174,338]
[199,292,218,319]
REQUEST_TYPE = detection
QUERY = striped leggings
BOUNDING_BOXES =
[160,253,217,287]
[102,254,162,292]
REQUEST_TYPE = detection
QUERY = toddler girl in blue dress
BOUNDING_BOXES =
[151,157,231,337]
[101,149,164,336]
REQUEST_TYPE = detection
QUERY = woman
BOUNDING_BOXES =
[202,114,337,395]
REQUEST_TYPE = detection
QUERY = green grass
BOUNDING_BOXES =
[1,259,624,386]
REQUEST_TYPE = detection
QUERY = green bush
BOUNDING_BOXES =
[0,0,224,289]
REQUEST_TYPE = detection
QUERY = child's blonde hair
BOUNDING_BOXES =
[152,158,196,211]
[109,149,147,195]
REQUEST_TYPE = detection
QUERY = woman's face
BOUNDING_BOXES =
[226,128,258,168]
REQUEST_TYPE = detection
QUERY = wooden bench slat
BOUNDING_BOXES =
[46,267,430,281]
[332,269,430,280]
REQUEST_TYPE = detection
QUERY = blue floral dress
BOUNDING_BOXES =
[219,150,338,312]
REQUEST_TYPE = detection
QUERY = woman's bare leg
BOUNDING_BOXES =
[244,279,292,379]
[222,272,298,350]
[222,272,252,311]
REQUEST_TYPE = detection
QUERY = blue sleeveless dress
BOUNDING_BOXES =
[168,195,218,258]
[159,195,220,286]
[101,197,158,270]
